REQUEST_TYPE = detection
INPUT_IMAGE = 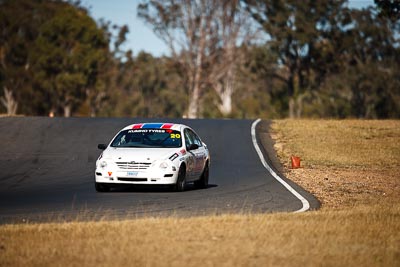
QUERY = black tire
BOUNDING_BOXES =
[174,166,186,192]
[194,163,209,189]
[95,182,110,192]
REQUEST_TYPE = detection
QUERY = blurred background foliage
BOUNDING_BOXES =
[0,0,399,119]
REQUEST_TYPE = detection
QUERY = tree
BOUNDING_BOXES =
[375,0,400,23]
[205,0,255,116]
[0,0,111,117]
[93,43,188,118]
[244,0,346,118]
[328,6,400,118]
[233,44,283,118]
[0,87,18,115]
[31,3,108,117]
[138,0,215,118]
[0,0,56,115]
[138,0,254,118]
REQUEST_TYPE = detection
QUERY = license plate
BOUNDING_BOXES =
[127,171,138,177]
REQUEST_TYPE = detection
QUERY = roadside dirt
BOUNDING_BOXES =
[284,167,399,209]
[267,119,400,210]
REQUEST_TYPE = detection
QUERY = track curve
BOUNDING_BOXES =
[0,117,318,223]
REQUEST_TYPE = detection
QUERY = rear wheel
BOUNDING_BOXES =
[174,166,186,192]
[95,182,110,192]
[194,163,209,189]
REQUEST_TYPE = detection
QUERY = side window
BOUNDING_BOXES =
[184,129,194,149]
[187,129,202,147]
[193,133,203,146]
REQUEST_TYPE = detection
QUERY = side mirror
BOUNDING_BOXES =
[188,144,199,151]
[98,144,107,150]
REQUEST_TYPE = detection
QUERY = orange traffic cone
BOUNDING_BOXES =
[291,156,301,169]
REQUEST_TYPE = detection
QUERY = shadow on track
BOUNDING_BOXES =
[106,184,218,193]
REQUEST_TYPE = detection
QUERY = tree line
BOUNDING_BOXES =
[1,0,399,118]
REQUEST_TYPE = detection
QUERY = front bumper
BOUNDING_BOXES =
[95,168,179,185]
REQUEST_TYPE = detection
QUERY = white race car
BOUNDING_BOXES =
[95,123,210,192]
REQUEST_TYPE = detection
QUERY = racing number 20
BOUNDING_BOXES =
[170,133,181,139]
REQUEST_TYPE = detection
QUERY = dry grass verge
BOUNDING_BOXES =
[1,119,399,266]
[1,204,399,267]
[271,119,400,209]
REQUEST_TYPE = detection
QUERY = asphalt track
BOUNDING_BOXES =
[0,117,319,223]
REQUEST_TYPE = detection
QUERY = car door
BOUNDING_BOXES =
[185,129,206,180]
[184,129,196,180]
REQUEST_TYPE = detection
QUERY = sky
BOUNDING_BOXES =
[81,0,375,57]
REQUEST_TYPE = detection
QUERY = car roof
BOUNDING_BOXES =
[121,123,186,131]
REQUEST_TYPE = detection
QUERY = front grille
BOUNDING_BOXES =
[115,162,151,170]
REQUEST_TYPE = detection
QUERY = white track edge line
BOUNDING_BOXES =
[251,118,310,213]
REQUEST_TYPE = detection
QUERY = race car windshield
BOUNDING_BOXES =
[111,129,182,148]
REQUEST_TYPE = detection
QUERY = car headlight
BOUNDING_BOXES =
[100,161,107,168]
[159,162,168,169]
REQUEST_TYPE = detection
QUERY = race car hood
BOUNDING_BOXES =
[102,147,178,163]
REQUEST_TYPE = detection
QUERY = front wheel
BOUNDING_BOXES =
[174,166,186,192]
[194,164,209,189]
[95,182,110,192]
